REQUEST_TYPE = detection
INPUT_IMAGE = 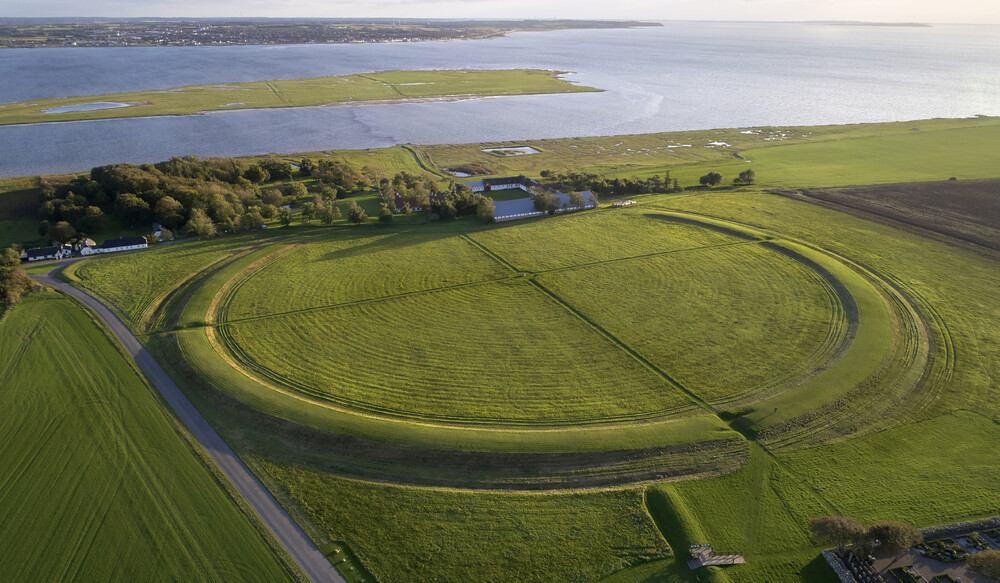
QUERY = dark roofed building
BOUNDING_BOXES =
[25,246,61,262]
[98,236,148,254]
[463,175,540,193]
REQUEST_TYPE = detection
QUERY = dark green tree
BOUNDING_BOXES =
[154,196,185,229]
[866,522,921,559]
[243,164,270,184]
[476,196,495,223]
[299,202,316,223]
[115,192,152,226]
[184,208,216,239]
[531,188,560,214]
[47,221,77,244]
[347,201,368,225]
[734,168,756,185]
[699,172,723,187]
[76,206,106,234]
[0,247,33,305]
[379,202,394,224]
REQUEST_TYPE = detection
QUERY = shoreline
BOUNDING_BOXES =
[1,114,996,180]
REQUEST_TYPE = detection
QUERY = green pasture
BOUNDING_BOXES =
[419,116,1000,186]
[218,278,695,423]
[0,291,294,582]
[256,460,670,583]
[219,227,509,320]
[537,241,839,404]
[0,69,597,126]
[467,208,735,272]
[663,189,1000,423]
[779,411,1000,526]
[61,237,256,331]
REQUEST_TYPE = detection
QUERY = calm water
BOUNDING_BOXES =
[2,22,999,177]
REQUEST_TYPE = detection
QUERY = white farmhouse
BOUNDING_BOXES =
[97,236,148,254]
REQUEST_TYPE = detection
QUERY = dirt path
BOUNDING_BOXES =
[32,271,344,583]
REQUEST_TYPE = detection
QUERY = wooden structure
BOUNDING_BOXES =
[688,544,746,570]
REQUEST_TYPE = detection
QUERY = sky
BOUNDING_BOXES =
[4,0,999,24]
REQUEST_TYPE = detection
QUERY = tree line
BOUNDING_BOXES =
[539,170,684,197]
[34,154,372,243]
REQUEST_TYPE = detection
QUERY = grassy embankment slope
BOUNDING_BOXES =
[0,69,598,126]
[0,291,297,582]
[8,115,1000,583]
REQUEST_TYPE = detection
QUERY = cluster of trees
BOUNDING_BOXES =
[540,170,683,197]
[35,154,373,243]
[376,173,494,223]
[808,516,921,560]
[698,168,756,187]
[0,247,33,304]
[376,171,439,208]
[437,184,494,221]
[530,188,595,215]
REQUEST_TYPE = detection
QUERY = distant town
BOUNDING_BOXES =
[0,18,662,48]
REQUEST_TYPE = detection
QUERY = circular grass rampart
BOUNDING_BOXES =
[175,210,934,462]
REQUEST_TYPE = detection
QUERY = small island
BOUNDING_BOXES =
[0,69,600,126]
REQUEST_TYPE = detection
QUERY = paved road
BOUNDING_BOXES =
[33,272,344,583]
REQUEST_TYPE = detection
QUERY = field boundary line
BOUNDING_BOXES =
[526,277,713,413]
[460,234,521,272]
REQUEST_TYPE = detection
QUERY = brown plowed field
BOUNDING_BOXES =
[775,178,1000,253]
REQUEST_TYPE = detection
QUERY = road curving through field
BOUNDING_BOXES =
[31,270,345,583]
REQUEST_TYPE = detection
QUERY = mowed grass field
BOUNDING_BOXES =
[255,459,670,583]
[62,237,261,331]
[0,69,597,126]
[219,278,694,423]
[0,291,295,582]
[31,116,1000,582]
[536,242,839,404]
[218,227,510,320]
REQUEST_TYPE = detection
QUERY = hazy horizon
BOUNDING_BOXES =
[4,1,998,25]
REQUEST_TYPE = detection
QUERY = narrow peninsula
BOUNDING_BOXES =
[0,69,600,126]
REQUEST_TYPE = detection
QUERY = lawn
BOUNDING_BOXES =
[778,411,1000,526]
[219,226,510,320]
[255,460,670,583]
[0,69,598,126]
[467,208,735,272]
[0,291,295,582]
[62,237,257,331]
[217,278,696,424]
[536,241,839,404]
[662,189,1000,424]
